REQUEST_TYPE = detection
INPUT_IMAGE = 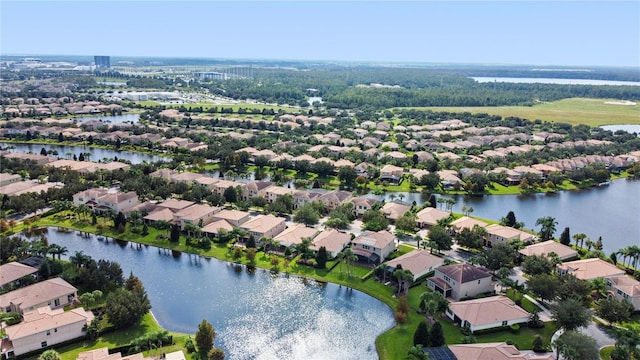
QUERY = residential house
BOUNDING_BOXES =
[201,219,235,238]
[317,190,353,211]
[77,347,151,360]
[0,173,21,187]
[557,258,625,280]
[446,296,530,332]
[292,190,321,209]
[518,240,578,261]
[379,164,404,184]
[240,215,286,240]
[351,230,397,264]
[1,306,94,357]
[156,199,195,213]
[606,276,640,311]
[384,250,444,281]
[0,278,77,314]
[427,263,493,300]
[241,181,273,201]
[0,262,38,290]
[94,191,140,214]
[416,207,450,229]
[381,202,412,223]
[310,230,351,258]
[484,224,535,247]
[211,179,242,197]
[72,188,109,208]
[210,209,249,227]
[440,342,553,360]
[173,204,219,229]
[352,197,379,216]
[143,208,175,224]
[437,170,463,189]
[449,216,488,234]
[273,224,319,249]
[263,185,293,204]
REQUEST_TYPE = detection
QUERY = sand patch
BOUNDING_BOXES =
[604,100,637,106]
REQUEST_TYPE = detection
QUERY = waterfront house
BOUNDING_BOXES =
[439,342,553,360]
[384,249,444,281]
[484,224,535,247]
[446,296,530,332]
[0,278,77,314]
[0,262,38,290]
[381,202,412,224]
[211,209,250,227]
[156,199,195,213]
[415,207,450,229]
[449,216,488,234]
[518,240,578,261]
[427,263,493,300]
[557,258,625,280]
[173,204,219,229]
[1,306,94,357]
[351,230,397,264]
[273,224,319,249]
[310,229,351,258]
[201,219,235,238]
[379,164,404,184]
[240,215,286,240]
[77,347,150,360]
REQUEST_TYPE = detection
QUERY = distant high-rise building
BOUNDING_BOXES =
[94,56,110,69]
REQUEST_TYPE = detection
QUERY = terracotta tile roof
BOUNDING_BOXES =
[201,219,234,234]
[449,296,530,329]
[0,262,38,287]
[157,198,195,211]
[519,240,578,260]
[5,306,94,340]
[450,216,488,232]
[241,215,286,234]
[607,276,640,297]
[558,258,625,280]
[352,230,395,249]
[0,278,77,311]
[384,250,444,276]
[448,342,553,360]
[437,263,491,284]
[310,229,351,255]
[416,207,450,226]
[274,224,319,247]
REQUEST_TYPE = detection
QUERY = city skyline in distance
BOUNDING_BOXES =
[1,1,639,68]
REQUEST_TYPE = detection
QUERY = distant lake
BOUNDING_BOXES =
[600,124,640,135]
[471,77,640,86]
[0,142,168,164]
[74,114,140,124]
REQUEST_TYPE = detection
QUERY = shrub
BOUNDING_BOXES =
[510,324,520,333]
[394,311,407,324]
[532,335,545,353]
[460,326,472,336]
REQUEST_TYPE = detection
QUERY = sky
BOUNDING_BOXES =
[1,1,639,67]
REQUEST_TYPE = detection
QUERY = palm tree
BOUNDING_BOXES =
[419,291,449,318]
[69,251,91,268]
[573,233,587,250]
[48,244,68,260]
[535,216,558,241]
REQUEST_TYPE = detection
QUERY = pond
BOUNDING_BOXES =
[380,178,640,255]
[600,124,640,136]
[0,142,169,164]
[45,229,394,360]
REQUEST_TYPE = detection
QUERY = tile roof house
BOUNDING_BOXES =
[445,342,553,360]
[352,197,379,216]
[317,190,353,211]
[240,215,286,240]
[416,207,450,229]
[0,173,21,187]
[273,224,319,248]
[173,204,219,229]
[241,181,273,201]
[557,258,625,280]
[0,278,77,314]
[449,216,488,234]
[379,164,404,184]
[292,190,321,209]
[484,224,535,247]
[384,250,444,281]
[310,229,352,258]
[0,262,38,290]
[606,276,640,311]
[143,208,177,223]
[351,230,397,264]
[77,347,151,360]
[211,209,250,227]
[156,199,196,212]
[201,219,235,237]
[2,306,94,357]
[381,202,412,223]
[446,296,530,332]
[427,263,493,300]
[518,240,578,261]
[263,185,293,204]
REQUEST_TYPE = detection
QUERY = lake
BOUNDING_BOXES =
[471,77,640,86]
[600,124,640,135]
[381,178,640,255]
[0,142,168,164]
[73,114,140,124]
[46,229,394,360]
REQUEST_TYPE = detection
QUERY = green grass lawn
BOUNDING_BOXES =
[394,97,640,126]
[600,345,614,360]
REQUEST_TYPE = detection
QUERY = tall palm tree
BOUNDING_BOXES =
[573,233,587,250]
[535,216,558,241]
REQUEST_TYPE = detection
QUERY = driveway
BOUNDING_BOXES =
[579,322,616,348]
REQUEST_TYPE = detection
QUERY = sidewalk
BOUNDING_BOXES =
[523,294,553,322]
